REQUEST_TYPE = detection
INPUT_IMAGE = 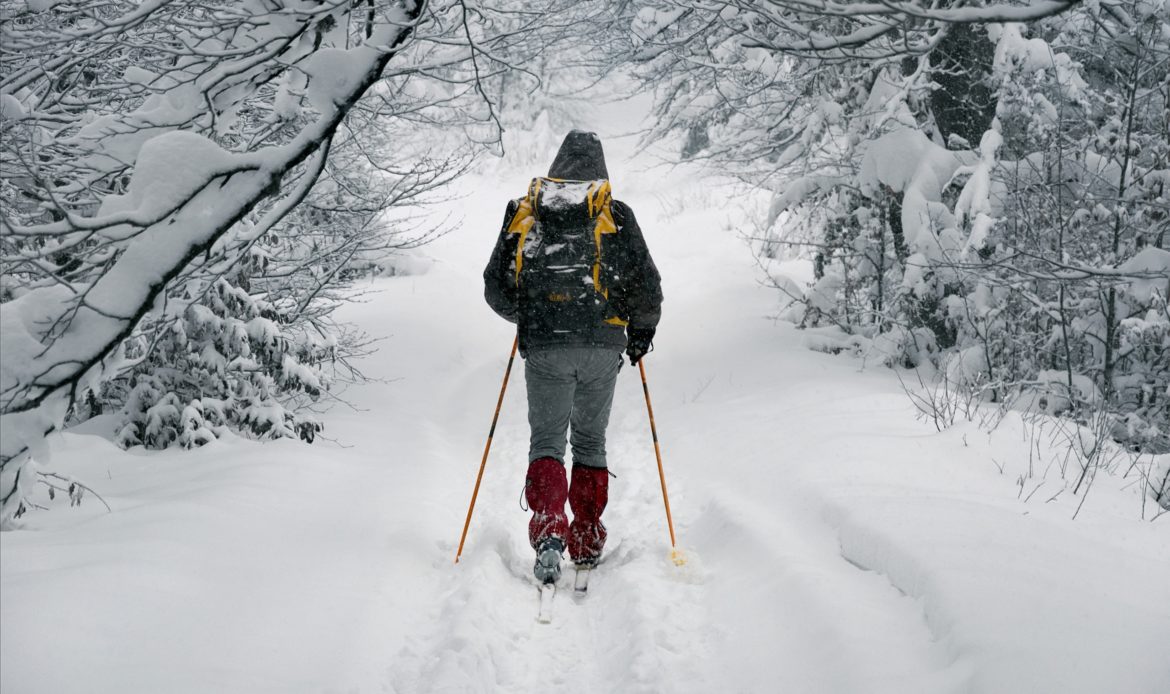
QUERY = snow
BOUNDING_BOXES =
[0,92,26,120]
[3,95,1169,694]
[0,125,281,499]
[990,23,1088,97]
[68,83,204,180]
[271,71,307,122]
[1119,246,1170,302]
[767,174,848,221]
[97,131,238,222]
[1036,369,1102,408]
[858,128,977,253]
[860,67,918,132]
[0,286,72,400]
[954,125,1002,257]
[122,66,158,89]
[304,48,368,115]
[541,179,597,209]
[25,0,68,10]
[3,133,254,398]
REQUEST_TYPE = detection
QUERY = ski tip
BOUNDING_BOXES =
[537,583,555,624]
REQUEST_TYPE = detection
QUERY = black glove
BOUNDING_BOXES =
[626,327,656,365]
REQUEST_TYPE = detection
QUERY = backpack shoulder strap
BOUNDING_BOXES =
[586,180,617,294]
[587,180,616,234]
[506,178,543,284]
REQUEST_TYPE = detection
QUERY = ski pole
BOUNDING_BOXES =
[638,359,684,565]
[455,334,519,564]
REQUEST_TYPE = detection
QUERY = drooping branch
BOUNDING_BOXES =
[0,2,426,472]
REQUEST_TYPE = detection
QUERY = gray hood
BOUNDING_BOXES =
[548,130,609,181]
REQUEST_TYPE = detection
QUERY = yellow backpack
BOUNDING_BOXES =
[506,177,626,327]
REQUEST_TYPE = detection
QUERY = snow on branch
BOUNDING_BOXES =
[633,1,1081,61]
[0,0,426,526]
[2,0,608,526]
[797,1,1084,24]
[628,0,1169,461]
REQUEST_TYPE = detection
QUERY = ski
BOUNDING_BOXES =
[573,565,591,594]
[537,583,555,623]
[573,541,619,595]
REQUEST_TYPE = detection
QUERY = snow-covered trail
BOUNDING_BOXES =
[368,134,964,693]
[4,105,1168,694]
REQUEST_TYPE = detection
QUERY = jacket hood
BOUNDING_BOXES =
[548,130,609,181]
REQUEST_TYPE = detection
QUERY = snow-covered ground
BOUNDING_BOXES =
[3,108,1168,694]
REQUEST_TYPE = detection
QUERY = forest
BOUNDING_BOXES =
[2,0,1167,521]
[3,3,1169,693]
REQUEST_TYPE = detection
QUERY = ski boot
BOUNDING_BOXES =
[525,457,569,583]
[534,537,564,584]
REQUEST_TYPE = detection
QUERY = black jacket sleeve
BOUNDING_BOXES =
[612,201,663,330]
[483,200,521,323]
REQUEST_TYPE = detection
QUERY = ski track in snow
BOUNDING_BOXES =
[388,385,712,694]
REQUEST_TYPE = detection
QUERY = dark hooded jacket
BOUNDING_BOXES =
[483,131,663,355]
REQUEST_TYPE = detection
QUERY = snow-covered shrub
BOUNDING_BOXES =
[630,1,1169,456]
[977,9,1170,448]
[110,278,329,449]
[866,326,938,369]
[1011,370,1103,418]
[898,363,984,433]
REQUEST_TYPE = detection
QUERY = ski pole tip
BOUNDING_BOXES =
[670,548,686,566]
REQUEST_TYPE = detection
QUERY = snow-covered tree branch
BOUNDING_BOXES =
[0,0,584,525]
[624,0,1170,464]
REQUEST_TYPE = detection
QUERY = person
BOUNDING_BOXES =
[483,130,663,583]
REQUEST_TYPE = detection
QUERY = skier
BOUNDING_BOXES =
[483,130,663,583]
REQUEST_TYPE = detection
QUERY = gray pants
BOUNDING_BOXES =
[525,347,622,469]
